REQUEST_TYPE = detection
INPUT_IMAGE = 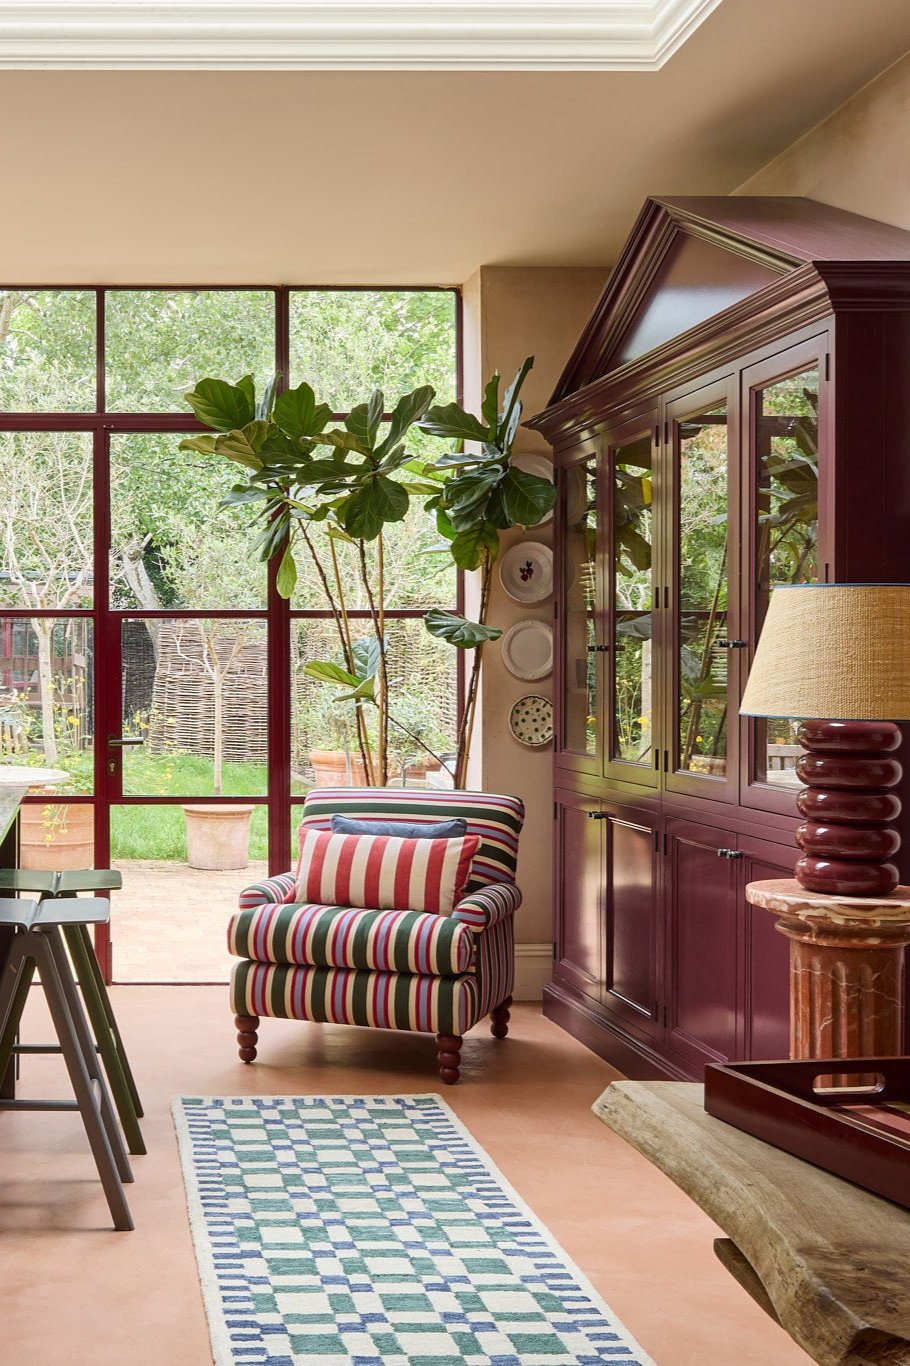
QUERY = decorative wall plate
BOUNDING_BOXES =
[508,694,554,747]
[500,619,553,680]
[499,541,553,603]
[512,453,554,524]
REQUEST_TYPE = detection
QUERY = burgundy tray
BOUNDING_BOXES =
[704,1056,910,1212]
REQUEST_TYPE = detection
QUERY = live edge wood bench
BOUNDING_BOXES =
[594,1081,910,1366]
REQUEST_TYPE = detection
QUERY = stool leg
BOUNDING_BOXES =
[76,925,144,1117]
[29,933,133,1232]
[63,924,145,1154]
[42,930,133,1186]
[0,955,35,1082]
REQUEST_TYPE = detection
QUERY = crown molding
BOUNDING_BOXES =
[0,0,723,71]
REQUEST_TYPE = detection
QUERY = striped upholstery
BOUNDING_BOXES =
[452,882,522,930]
[293,827,479,915]
[300,788,524,892]
[238,872,297,911]
[231,960,479,1036]
[228,903,475,976]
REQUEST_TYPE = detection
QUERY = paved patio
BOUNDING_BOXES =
[110,858,269,983]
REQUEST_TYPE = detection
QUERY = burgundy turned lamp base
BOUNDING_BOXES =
[794,719,902,896]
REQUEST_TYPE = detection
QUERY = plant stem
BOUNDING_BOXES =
[357,539,387,785]
[387,714,445,768]
[455,547,492,789]
[377,531,388,785]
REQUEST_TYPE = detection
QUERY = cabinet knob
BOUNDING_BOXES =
[714,639,747,649]
[586,811,608,820]
[716,847,743,859]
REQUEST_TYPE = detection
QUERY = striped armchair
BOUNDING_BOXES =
[229,788,524,1083]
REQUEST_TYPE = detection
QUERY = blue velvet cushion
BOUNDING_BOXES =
[330,814,468,840]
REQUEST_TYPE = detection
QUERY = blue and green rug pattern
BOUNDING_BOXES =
[173,1093,653,1366]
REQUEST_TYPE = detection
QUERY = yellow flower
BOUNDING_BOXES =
[637,715,648,725]
[696,734,703,743]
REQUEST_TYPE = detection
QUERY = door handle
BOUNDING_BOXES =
[586,811,608,820]
[714,639,747,649]
[107,735,145,747]
[716,848,743,859]
[586,644,609,652]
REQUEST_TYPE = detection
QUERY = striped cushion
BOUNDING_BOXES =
[293,828,478,915]
[228,903,475,976]
[230,959,480,1035]
[300,788,525,892]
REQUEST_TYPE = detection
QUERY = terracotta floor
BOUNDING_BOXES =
[0,993,811,1366]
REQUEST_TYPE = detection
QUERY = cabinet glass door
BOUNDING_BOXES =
[607,421,658,785]
[749,354,822,797]
[666,381,739,798]
[559,451,601,769]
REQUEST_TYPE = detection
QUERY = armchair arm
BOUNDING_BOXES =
[452,881,521,931]
[238,871,296,912]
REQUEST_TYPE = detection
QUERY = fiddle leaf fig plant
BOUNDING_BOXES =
[418,355,556,786]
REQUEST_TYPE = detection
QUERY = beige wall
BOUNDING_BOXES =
[736,49,910,230]
[462,266,608,999]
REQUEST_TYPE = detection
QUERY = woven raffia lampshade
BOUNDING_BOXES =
[740,584,910,721]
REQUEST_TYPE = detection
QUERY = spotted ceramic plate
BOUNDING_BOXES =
[500,619,553,681]
[508,694,554,747]
[498,541,553,603]
[512,453,554,524]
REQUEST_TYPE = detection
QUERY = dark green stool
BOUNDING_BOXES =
[0,868,145,1155]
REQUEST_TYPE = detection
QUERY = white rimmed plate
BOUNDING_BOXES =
[500,619,553,681]
[508,694,554,747]
[512,453,554,524]
[499,541,553,603]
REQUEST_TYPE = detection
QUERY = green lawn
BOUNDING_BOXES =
[116,752,270,861]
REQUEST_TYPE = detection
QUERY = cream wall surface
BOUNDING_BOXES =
[736,49,910,230]
[462,266,609,999]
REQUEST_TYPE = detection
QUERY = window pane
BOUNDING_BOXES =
[121,617,267,797]
[0,289,96,412]
[612,433,653,766]
[754,365,819,788]
[105,290,275,412]
[677,404,728,776]
[0,616,93,790]
[110,432,266,609]
[562,459,597,755]
[0,431,94,609]
[290,290,457,412]
[291,616,458,794]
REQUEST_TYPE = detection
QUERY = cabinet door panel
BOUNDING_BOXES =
[667,821,739,1071]
[554,792,603,1000]
[556,447,603,777]
[604,814,660,1035]
[740,839,793,1060]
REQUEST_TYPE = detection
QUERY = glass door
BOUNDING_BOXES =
[557,442,603,775]
[665,378,741,800]
[606,414,659,786]
[741,337,828,813]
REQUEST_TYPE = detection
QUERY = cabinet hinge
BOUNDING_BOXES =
[663,749,669,773]
[663,831,668,856]
[553,801,557,820]
[664,420,669,445]
[654,424,660,445]
[825,352,830,380]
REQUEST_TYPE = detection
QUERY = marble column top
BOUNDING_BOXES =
[746,877,910,925]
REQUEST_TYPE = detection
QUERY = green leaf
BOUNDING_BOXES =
[215,420,270,470]
[318,429,372,457]
[425,609,502,648]
[345,391,384,450]
[436,506,456,541]
[221,485,268,506]
[498,356,533,446]
[375,385,435,460]
[334,676,377,703]
[420,402,490,444]
[450,523,499,570]
[433,450,486,469]
[178,434,219,455]
[258,429,302,463]
[255,373,280,421]
[445,466,503,516]
[185,377,256,431]
[304,660,360,687]
[352,635,381,679]
[273,382,333,439]
[481,372,500,440]
[342,475,409,540]
[499,468,557,527]
[275,544,298,598]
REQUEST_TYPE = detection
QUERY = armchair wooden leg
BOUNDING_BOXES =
[234,1013,259,1063]
[490,995,512,1039]
[435,1033,462,1085]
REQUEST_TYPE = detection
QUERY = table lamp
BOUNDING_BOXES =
[740,583,910,897]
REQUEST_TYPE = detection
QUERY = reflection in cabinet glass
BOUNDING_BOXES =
[677,403,729,777]
[753,366,819,790]
[612,434,654,768]
[562,457,598,756]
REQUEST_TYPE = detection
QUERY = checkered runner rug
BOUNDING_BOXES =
[173,1094,654,1366]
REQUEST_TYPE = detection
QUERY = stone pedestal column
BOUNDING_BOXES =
[745,878,910,1059]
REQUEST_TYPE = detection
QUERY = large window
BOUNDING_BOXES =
[0,287,460,914]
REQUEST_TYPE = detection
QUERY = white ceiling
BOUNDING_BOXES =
[0,0,723,71]
[0,0,908,284]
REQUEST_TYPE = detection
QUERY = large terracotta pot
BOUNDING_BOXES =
[19,801,94,870]
[309,750,367,787]
[183,804,255,871]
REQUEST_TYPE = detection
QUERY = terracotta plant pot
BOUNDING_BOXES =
[19,801,94,871]
[309,749,367,787]
[183,804,255,871]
